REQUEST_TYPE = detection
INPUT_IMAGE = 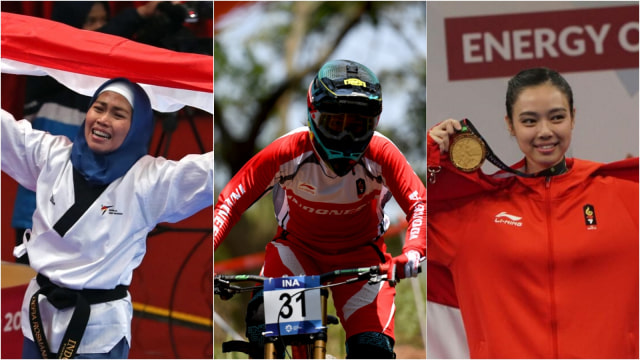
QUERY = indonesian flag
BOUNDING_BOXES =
[427,263,470,358]
[1,12,213,113]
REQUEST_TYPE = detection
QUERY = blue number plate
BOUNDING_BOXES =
[263,275,322,336]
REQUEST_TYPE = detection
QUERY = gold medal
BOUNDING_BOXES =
[449,133,486,172]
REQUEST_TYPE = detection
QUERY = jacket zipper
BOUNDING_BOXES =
[545,176,559,357]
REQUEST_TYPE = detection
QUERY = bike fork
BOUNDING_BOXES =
[264,337,278,359]
[310,288,330,359]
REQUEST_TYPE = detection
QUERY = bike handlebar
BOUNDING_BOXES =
[214,265,385,299]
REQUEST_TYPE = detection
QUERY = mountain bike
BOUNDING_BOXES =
[214,265,397,359]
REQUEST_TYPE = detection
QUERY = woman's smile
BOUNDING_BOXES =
[84,91,132,153]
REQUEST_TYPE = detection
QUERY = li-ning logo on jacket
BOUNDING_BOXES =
[494,211,523,227]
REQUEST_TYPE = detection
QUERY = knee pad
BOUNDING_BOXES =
[346,332,396,359]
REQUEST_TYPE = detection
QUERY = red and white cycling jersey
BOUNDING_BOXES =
[214,127,425,257]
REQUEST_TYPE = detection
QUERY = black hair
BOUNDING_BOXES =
[505,67,574,121]
[51,2,110,29]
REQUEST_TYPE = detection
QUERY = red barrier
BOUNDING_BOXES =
[1,263,37,358]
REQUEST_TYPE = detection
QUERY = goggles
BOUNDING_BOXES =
[312,112,377,142]
[308,114,375,162]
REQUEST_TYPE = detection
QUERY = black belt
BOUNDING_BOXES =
[29,274,128,359]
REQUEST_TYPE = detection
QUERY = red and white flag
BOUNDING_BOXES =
[1,12,213,113]
[427,262,469,359]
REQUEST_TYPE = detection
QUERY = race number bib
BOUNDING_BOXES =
[263,275,322,336]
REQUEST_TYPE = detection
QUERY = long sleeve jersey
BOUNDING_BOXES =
[214,127,426,258]
[427,135,639,358]
[1,109,213,353]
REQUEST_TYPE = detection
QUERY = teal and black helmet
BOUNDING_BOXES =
[307,60,382,176]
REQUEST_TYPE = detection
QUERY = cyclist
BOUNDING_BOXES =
[214,59,426,358]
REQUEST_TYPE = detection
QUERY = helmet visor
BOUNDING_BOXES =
[315,112,376,142]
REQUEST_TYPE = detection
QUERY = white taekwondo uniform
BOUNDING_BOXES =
[1,109,212,353]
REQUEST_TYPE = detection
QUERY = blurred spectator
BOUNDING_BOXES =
[135,1,206,53]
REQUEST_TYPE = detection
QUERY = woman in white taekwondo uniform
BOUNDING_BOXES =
[1,77,213,359]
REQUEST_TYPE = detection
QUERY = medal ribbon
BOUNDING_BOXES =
[459,118,567,178]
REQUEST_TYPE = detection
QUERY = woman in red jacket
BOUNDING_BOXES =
[427,67,638,358]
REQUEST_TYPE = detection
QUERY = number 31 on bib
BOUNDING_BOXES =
[264,275,323,336]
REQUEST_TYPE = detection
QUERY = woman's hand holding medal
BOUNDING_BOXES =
[428,119,462,153]
[429,119,486,172]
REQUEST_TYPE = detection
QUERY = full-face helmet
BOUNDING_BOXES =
[307,59,382,176]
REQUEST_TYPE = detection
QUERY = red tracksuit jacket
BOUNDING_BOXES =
[427,136,639,358]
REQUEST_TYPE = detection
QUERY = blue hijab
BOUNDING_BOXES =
[70,78,154,185]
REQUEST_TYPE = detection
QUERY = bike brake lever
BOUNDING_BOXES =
[217,288,235,300]
[214,279,236,300]
[368,275,384,285]
[368,273,397,286]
